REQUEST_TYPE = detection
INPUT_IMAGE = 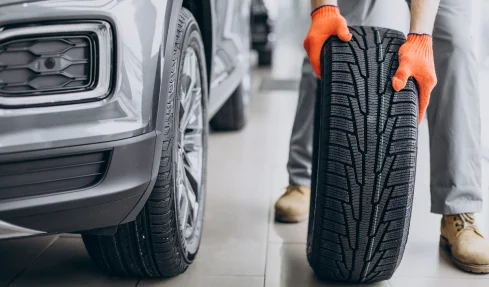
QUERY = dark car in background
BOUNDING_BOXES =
[251,0,275,66]
[0,0,251,278]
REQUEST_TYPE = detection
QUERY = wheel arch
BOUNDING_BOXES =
[121,0,214,225]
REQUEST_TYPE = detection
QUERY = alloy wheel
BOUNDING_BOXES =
[177,47,204,241]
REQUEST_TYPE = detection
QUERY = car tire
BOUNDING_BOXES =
[307,27,418,283]
[209,76,251,131]
[82,8,208,278]
[257,48,272,67]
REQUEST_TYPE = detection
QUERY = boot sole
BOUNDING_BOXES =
[440,235,489,274]
[274,211,308,223]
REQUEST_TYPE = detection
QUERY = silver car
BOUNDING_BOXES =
[0,0,251,278]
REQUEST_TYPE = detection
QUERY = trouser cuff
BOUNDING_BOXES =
[289,176,311,189]
[430,187,483,215]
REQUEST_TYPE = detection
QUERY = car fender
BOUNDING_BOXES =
[121,0,185,224]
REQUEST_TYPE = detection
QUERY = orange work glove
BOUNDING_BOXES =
[392,33,437,125]
[303,5,352,78]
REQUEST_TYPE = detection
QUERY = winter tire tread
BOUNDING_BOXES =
[307,26,418,283]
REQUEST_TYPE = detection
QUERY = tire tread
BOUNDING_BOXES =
[308,26,418,283]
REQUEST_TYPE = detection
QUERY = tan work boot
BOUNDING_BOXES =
[440,213,489,273]
[274,185,310,223]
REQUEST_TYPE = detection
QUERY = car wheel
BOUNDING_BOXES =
[82,8,208,278]
[307,27,418,283]
[209,71,251,131]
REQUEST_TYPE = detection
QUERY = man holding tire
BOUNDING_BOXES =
[275,0,489,273]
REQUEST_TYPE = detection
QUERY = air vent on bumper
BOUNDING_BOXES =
[0,36,95,95]
[0,22,112,107]
[0,151,111,200]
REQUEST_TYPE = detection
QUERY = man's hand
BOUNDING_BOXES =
[392,0,440,125]
[303,5,352,78]
[392,34,437,125]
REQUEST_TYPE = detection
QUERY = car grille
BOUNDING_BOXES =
[0,35,96,97]
[0,151,111,200]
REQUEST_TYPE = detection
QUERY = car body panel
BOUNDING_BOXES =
[0,0,169,154]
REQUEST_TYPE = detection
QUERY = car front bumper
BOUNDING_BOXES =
[0,131,160,239]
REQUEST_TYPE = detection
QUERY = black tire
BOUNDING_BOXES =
[210,80,250,131]
[82,8,208,278]
[258,48,272,67]
[307,27,418,283]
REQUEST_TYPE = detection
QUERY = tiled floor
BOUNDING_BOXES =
[1,0,489,286]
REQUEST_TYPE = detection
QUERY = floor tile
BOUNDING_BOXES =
[140,275,263,287]
[394,240,461,279]
[268,220,308,244]
[189,236,268,276]
[264,87,308,245]
[8,237,137,287]
[390,277,489,287]
[0,235,57,287]
[264,243,390,287]
[59,233,82,239]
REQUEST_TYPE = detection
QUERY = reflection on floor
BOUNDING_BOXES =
[1,0,489,286]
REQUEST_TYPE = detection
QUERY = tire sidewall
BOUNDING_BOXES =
[171,13,209,263]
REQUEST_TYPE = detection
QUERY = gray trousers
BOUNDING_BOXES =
[287,0,482,215]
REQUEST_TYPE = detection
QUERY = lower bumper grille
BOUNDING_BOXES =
[0,35,96,97]
[0,151,110,200]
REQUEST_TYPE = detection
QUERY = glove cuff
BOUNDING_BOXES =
[408,32,432,38]
[406,33,433,57]
[311,5,340,18]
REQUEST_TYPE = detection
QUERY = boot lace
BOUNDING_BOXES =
[454,213,478,232]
